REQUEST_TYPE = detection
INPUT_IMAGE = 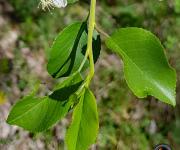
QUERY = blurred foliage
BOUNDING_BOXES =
[175,0,180,13]
[0,58,12,74]
[0,91,7,105]
[8,0,39,21]
[0,0,180,149]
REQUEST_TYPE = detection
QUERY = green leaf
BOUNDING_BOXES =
[67,0,78,4]
[65,88,99,150]
[105,27,176,106]
[175,0,180,13]
[47,22,101,78]
[7,72,83,132]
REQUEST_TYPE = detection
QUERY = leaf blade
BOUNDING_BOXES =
[65,88,99,150]
[7,72,83,132]
[105,27,176,106]
[47,22,101,78]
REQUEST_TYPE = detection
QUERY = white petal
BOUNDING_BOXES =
[52,0,67,8]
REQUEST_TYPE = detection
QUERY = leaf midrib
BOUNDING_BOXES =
[8,98,47,124]
[74,96,84,150]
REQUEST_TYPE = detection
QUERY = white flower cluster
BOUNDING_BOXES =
[39,0,67,10]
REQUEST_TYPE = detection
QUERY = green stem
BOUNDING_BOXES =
[95,24,110,38]
[86,0,96,86]
[78,0,96,88]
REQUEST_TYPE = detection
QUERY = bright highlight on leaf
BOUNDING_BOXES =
[106,27,176,106]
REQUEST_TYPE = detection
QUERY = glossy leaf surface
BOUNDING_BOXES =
[106,27,176,106]
[65,88,99,150]
[47,22,101,78]
[7,73,83,132]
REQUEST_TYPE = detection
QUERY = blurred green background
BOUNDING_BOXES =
[0,0,180,149]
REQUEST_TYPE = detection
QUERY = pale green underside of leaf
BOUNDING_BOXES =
[106,27,176,106]
[7,72,83,132]
[65,88,99,150]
